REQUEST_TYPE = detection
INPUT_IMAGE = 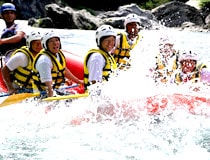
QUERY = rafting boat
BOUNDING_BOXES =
[68,92,210,125]
[0,50,209,119]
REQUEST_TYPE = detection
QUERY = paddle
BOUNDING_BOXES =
[0,84,80,107]
[0,92,40,107]
[42,92,89,101]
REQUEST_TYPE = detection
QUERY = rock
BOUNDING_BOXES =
[152,1,204,27]
[28,17,54,28]
[9,1,210,31]
[13,0,56,19]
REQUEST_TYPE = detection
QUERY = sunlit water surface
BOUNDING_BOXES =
[0,20,210,160]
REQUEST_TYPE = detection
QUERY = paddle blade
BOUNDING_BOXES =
[0,92,40,107]
[43,93,89,101]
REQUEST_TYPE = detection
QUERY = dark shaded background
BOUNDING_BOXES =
[65,0,188,10]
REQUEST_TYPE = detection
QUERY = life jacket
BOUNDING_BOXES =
[0,24,26,56]
[153,51,179,83]
[33,49,66,91]
[175,63,207,84]
[113,32,141,68]
[10,46,34,89]
[84,48,117,90]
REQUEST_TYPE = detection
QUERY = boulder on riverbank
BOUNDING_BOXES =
[10,1,210,31]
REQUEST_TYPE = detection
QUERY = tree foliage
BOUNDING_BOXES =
[200,0,210,8]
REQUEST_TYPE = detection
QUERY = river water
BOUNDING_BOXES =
[0,20,210,160]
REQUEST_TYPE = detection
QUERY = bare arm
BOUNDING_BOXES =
[65,68,84,84]
[44,81,54,97]
[0,31,25,45]
[1,65,15,94]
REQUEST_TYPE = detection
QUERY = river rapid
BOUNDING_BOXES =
[0,20,210,160]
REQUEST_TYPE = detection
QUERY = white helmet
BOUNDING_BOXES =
[179,51,198,62]
[159,36,174,46]
[95,25,116,46]
[41,30,60,49]
[26,31,41,48]
[124,13,140,28]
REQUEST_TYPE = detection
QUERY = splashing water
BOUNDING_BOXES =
[0,23,210,159]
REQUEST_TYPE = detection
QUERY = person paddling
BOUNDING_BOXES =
[2,31,42,94]
[0,3,26,60]
[33,31,84,97]
[112,13,142,69]
[84,25,117,91]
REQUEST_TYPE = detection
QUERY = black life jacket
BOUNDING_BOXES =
[0,24,26,56]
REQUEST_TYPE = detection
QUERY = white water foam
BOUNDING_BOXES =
[0,26,210,159]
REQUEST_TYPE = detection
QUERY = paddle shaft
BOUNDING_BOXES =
[43,92,89,101]
[0,84,81,107]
